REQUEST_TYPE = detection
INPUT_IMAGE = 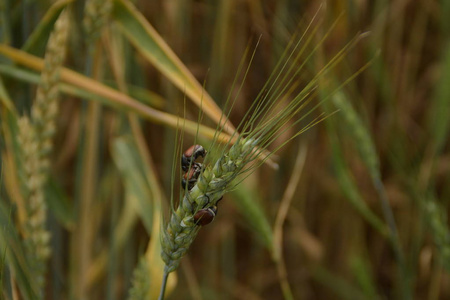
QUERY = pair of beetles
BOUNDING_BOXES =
[181,145,220,226]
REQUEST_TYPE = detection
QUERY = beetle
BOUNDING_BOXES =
[181,162,202,190]
[194,206,217,226]
[181,145,206,171]
[193,196,223,226]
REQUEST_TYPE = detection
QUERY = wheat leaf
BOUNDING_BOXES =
[112,137,153,233]
[111,0,235,134]
[0,44,231,143]
[21,0,73,54]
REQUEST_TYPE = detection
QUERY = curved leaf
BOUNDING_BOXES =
[112,0,236,134]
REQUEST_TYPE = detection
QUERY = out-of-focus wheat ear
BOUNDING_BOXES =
[424,197,450,271]
[17,117,51,298]
[16,10,69,298]
[83,0,112,44]
[31,8,70,174]
[128,258,150,300]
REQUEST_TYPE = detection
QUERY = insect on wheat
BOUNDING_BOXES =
[157,11,365,299]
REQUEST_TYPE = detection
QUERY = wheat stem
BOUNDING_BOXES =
[158,271,169,300]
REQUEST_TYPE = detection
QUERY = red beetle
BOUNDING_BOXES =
[181,145,206,171]
[181,162,202,190]
[194,206,217,226]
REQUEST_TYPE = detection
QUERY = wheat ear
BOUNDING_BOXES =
[158,13,360,298]
[17,117,50,295]
[160,137,257,273]
[15,9,69,298]
[128,258,151,300]
[83,0,112,43]
[30,9,69,172]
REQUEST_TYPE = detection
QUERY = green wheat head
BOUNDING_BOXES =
[158,14,359,278]
[161,136,258,272]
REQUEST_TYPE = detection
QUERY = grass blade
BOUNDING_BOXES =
[0,77,15,114]
[112,0,236,134]
[112,137,154,232]
[0,44,233,143]
[231,181,273,251]
[21,0,73,54]
[428,43,450,155]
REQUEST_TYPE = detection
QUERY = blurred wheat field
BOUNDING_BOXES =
[1,0,449,299]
